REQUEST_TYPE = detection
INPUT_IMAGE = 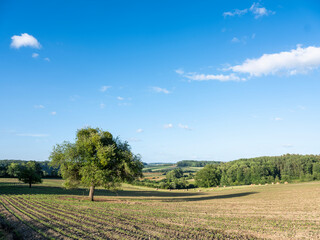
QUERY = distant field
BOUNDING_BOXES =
[143,164,177,172]
[1,178,320,239]
[142,164,203,173]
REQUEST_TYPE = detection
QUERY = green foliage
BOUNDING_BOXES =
[7,163,20,177]
[195,164,221,187]
[166,168,183,181]
[49,127,143,194]
[18,161,42,187]
[0,159,59,178]
[177,160,221,167]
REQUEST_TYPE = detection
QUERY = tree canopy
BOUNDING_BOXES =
[7,162,20,177]
[49,127,143,201]
[195,164,221,187]
[18,161,43,188]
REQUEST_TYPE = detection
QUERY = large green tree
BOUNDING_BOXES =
[49,127,143,201]
[195,164,221,188]
[18,161,42,188]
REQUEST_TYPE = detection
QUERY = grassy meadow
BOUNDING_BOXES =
[0,178,320,239]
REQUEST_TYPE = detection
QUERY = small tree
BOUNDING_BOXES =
[7,162,21,177]
[195,164,221,188]
[49,127,143,201]
[18,161,42,188]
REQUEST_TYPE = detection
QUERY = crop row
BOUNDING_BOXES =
[0,195,256,240]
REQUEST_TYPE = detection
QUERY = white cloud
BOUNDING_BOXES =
[10,33,41,49]
[34,105,45,109]
[184,73,242,82]
[178,123,192,131]
[274,117,283,121]
[32,53,39,58]
[117,96,124,100]
[51,111,57,115]
[231,37,240,43]
[175,69,184,75]
[230,45,320,77]
[100,86,111,92]
[152,87,170,94]
[100,103,105,109]
[16,133,49,137]
[223,8,248,17]
[164,123,173,129]
[44,57,50,62]
[223,2,274,19]
[250,3,274,19]
[136,128,143,133]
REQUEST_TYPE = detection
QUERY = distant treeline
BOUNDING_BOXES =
[177,160,221,167]
[0,160,60,178]
[195,154,320,187]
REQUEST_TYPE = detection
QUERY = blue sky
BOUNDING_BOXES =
[1,0,320,163]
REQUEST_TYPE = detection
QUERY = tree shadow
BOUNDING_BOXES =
[158,191,258,202]
[0,182,258,201]
[0,183,201,197]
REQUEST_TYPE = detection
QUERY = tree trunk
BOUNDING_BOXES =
[29,182,31,188]
[89,185,95,201]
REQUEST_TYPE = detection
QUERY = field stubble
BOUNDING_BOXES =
[0,179,320,239]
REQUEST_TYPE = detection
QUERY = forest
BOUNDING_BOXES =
[176,160,221,167]
[0,160,59,178]
[205,154,320,187]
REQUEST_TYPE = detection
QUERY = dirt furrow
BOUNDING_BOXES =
[10,196,141,240]
[0,196,49,240]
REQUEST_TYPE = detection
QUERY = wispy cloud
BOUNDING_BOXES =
[117,96,124,101]
[164,123,173,129]
[178,123,192,131]
[100,103,106,109]
[34,105,45,109]
[51,111,57,115]
[274,117,283,121]
[70,95,80,102]
[250,3,275,19]
[16,133,49,137]
[136,128,143,133]
[10,33,41,49]
[175,69,184,75]
[32,53,39,58]
[44,57,50,62]
[230,45,320,77]
[223,8,248,17]
[100,86,111,92]
[152,87,170,94]
[223,2,275,19]
[231,37,240,43]
[184,73,242,82]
